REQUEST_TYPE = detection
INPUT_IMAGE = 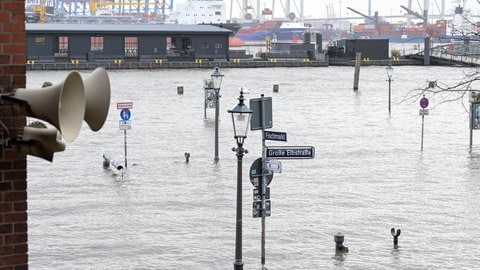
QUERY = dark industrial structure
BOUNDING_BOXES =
[327,39,389,60]
[26,23,232,63]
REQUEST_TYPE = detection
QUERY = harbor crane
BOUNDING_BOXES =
[88,0,171,16]
[346,7,378,25]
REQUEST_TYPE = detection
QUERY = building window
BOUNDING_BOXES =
[54,36,68,57]
[91,36,104,52]
[125,36,138,57]
[35,36,45,45]
[58,36,68,53]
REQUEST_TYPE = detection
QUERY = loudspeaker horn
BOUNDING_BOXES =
[12,71,86,142]
[17,121,66,162]
[83,67,111,131]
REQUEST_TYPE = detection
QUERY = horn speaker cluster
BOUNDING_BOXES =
[7,67,111,161]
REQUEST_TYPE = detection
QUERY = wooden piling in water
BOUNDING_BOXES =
[353,52,361,91]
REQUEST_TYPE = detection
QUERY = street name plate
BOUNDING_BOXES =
[266,146,315,159]
[264,131,287,141]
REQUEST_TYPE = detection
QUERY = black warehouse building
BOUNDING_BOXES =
[26,24,232,63]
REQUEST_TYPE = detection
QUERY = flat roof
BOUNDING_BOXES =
[26,23,232,35]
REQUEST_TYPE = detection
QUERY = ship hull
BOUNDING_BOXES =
[236,28,307,42]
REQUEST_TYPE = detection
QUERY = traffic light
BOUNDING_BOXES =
[0,67,111,161]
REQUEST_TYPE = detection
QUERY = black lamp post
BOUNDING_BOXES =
[386,64,394,114]
[211,66,224,162]
[228,88,252,270]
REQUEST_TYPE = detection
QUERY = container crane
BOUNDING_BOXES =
[346,7,378,25]
[88,0,171,18]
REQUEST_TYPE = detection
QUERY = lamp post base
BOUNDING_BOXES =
[233,261,244,270]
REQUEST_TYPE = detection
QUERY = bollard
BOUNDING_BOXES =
[391,228,401,247]
[334,232,349,253]
[103,154,123,170]
[273,84,279,92]
[177,86,184,94]
[184,152,190,162]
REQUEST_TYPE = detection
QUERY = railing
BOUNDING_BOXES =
[420,43,480,66]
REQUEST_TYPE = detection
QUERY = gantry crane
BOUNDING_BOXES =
[88,0,171,16]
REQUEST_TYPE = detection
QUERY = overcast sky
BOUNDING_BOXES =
[175,0,477,19]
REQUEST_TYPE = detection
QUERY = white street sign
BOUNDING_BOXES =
[265,160,282,173]
[119,120,131,130]
[419,109,429,116]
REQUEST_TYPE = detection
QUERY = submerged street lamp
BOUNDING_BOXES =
[228,88,252,270]
[211,66,224,162]
[386,64,394,114]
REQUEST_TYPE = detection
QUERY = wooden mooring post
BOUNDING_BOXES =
[353,52,361,91]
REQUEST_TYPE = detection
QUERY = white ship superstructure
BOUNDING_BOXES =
[170,0,226,24]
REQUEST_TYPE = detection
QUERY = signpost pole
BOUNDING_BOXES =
[470,102,474,148]
[421,114,425,151]
[124,129,128,168]
[118,103,133,169]
[260,94,267,269]
[419,96,429,151]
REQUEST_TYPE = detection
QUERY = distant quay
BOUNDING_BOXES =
[25,58,424,71]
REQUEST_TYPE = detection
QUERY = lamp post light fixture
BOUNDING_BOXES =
[228,88,252,270]
[386,64,394,114]
[211,66,224,162]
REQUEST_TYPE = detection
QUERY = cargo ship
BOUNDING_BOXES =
[234,20,312,44]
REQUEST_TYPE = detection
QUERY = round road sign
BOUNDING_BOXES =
[249,157,273,187]
[420,97,429,109]
[120,108,131,120]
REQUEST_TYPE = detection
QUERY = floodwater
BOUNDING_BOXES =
[26,65,480,269]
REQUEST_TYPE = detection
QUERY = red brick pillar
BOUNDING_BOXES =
[1,1,28,269]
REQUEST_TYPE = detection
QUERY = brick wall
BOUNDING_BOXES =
[0,0,28,269]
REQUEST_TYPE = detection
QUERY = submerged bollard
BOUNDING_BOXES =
[103,154,123,170]
[334,232,349,253]
[391,228,401,247]
[177,86,184,94]
[273,84,279,92]
[184,152,190,162]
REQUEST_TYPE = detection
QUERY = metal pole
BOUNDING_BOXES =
[470,102,474,148]
[388,77,392,114]
[124,129,128,168]
[260,95,266,268]
[214,88,220,162]
[234,138,245,270]
[421,115,425,151]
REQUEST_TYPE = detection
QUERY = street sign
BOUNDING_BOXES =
[120,108,131,120]
[119,120,131,130]
[253,187,270,201]
[265,160,282,173]
[419,109,429,116]
[266,146,315,159]
[264,131,287,142]
[253,200,271,218]
[250,96,273,130]
[420,97,429,108]
[249,157,273,187]
[117,101,133,110]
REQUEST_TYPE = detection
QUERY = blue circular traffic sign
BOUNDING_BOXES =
[120,108,131,120]
[420,97,429,109]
